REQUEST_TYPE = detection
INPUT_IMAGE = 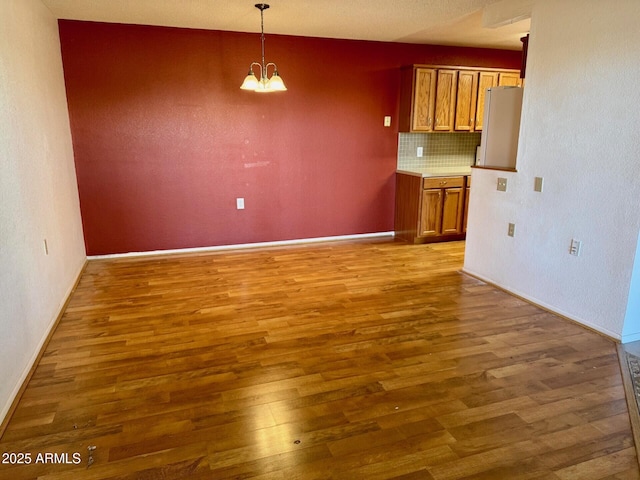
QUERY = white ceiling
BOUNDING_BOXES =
[40,0,530,50]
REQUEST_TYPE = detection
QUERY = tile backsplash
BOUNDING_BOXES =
[397,133,481,170]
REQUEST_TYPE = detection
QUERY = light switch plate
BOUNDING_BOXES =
[497,178,507,192]
[417,147,423,157]
[236,198,245,210]
[383,116,391,127]
[508,223,516,237]
[534,177,544,192]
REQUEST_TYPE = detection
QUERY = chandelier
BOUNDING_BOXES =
[240,4,287,93]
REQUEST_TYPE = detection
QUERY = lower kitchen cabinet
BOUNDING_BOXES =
[395,173,468,243]
[420,176,465,237]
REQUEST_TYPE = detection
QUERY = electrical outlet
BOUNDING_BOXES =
[236,198,245,210]
[417,147,423,157]
[570,239,582,256]
[497,178,507,192]
[383,116,391,127]
[508,223,516,237]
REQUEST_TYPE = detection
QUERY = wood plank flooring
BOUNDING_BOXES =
[1,239,638,479]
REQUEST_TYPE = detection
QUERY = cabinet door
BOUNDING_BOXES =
[454,71,479,131]
[441,187,465,235]
[411,68,437,132]
[475,72,500,131]
[498,72,522,87]
[419,189,443,237]
[434,69,458,131]
[463,185,470,233]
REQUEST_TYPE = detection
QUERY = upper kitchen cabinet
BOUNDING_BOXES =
[474,72,500,131]
[454,70,479,132]
[498,72,523,87]
[399,67,437,132]
[400,65,522,133]
[433,70,458,131]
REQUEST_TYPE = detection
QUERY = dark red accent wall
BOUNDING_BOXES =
[58,20,520,255]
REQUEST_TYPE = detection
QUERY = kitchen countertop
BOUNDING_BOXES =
[396,166,472,178]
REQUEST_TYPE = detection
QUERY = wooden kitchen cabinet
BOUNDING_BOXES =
[398,67,459,133]
[433,70,458,131]
[463,175,471,232]
[419,187,443,236]
[474,72,500,131]
[457,70,517,132]
[421,177,465,237]
[395,173,468,243]
[399,67,437,132]
[442,185,465,234]
[400,65,521,133]
[454,70,479,132]
[412,68,437,132]
[498,72,523,87]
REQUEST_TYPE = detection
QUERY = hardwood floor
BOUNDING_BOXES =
[1,239,638,479]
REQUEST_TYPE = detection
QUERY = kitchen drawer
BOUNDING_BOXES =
[422,176,464,189]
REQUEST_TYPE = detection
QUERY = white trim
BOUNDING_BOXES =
[462,267,622,342]
[88,232,395,260]
[0,261,86,426]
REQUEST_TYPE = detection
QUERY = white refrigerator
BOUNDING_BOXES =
[477,86,523,169]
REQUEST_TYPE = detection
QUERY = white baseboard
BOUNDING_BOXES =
[88,231,395,260]
[462,267,621,342]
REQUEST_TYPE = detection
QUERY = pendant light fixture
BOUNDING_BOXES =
[240,3,287,93]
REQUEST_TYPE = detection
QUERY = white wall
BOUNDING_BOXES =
[465,0,640,342]
[0,0,86,423]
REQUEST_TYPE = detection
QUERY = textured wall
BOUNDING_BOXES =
[464,0,640,341]
[0,0,86,422]
[59,21,520,255]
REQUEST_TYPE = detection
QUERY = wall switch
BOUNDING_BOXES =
[508,223,516,237]
[236,198,245,210]
[534,176,544,192]
[417,147,423,157]
[383,116,391,127]
[570,239,582,256]
[497,178,508,192]
[43,239,49,255]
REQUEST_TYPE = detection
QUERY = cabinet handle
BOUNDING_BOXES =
[440,181,447,185]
